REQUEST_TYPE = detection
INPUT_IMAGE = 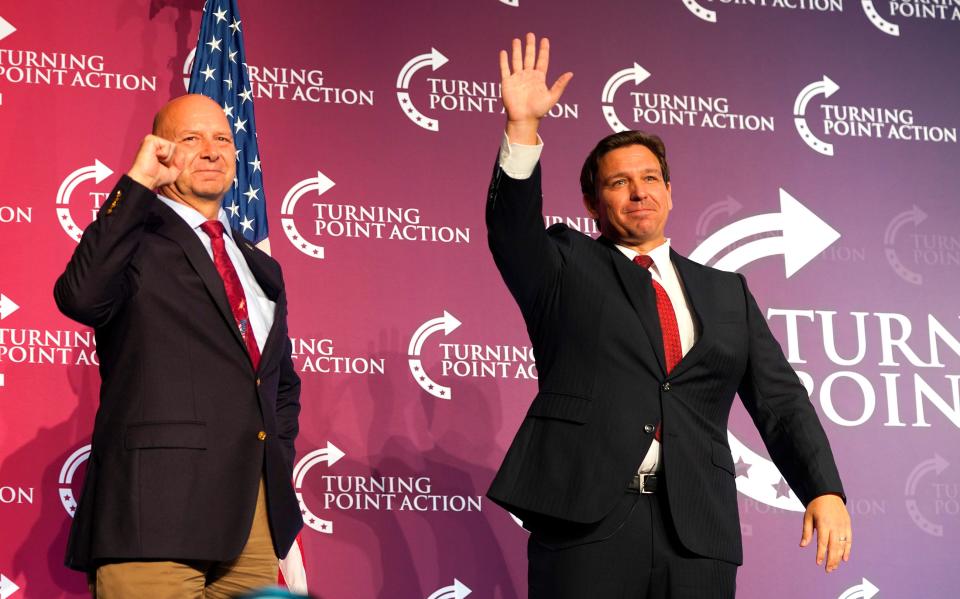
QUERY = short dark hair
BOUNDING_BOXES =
[579,130,670,200]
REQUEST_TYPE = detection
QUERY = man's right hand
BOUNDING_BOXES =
[500,33,573,145]
[126,134,184,190]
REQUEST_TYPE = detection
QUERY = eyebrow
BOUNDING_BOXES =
[603,168,662,180]
[178,129,233,138]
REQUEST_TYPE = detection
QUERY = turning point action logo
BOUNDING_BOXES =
[55,160,115,242]
[679,0,959,36]
[280,169,470,260]
[793,75,956,156]
[397,47,577,132]
[601,63,773,134]
[58,444,91,517]
[406,311,537,400]
[904,453,951,537]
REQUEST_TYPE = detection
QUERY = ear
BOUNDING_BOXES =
[665,182,673,211]
[582,194,599,219]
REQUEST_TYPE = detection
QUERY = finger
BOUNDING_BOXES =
[523,32,536,70]
[827,536,844,571]
[816,528,828,567]
[499,50,510,81]
[549,72,574,102]
[511,37,522,74]
[799,510,813,547]
[842,535,852,562]
[157,139,177,165]
[535,36,550,72]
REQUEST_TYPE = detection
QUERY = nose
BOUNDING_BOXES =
[199,138,219,161]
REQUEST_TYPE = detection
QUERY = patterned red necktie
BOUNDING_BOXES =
[634,254,682,443]
[200,220,261,371]
[633,254,682,373]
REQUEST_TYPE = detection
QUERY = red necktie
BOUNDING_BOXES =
[633,254,682,373]
[200,220,261,371]
[634,254,682,443]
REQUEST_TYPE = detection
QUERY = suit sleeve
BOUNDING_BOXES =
[735,274,846,506]
[53,175,154,328]
[485,160,563,317]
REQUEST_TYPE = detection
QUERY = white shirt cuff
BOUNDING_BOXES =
[498,132,543,180]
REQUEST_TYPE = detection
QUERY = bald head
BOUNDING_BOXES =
[153,94,229,138]
[151,94,236,210]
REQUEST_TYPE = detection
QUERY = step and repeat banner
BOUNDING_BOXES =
[0,1,958,598]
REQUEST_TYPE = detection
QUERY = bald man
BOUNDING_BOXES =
[55,94,303,598]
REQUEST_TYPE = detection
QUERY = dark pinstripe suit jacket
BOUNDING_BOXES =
[485,163,844,565]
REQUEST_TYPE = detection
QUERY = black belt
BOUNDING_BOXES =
[627,473,659,494]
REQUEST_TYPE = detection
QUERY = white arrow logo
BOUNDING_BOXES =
[59,444,92,517]
[680,0,717,22]
[694,195,742,238]
[0,294,19,320]
[689,188,840,278]
[280,171,336,260]
[883,205,926,285]
[499,0,519,5]
[793,76,839,156]
[691,191,839,510]
[396,48,449,132]
[427,579,471,599]
[56,160,114,242]
[904,454,948,537]
[293,442,346,534]
[0,16,15,42]
[0,574,20,599]
[838,577,880,599]
[601,63,651,133]
[408,311,462,399]
[861,0,899,36]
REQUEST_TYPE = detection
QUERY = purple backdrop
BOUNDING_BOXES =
[0,1,958,597]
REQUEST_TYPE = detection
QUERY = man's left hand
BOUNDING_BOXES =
[800,493,851,572]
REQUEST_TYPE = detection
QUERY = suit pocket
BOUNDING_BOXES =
[124,420,207,449]
[711,440,735,475]
[526,391,593,424]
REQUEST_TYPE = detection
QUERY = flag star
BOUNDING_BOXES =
[222,102,234,118]
[235,148,242,160]
[243,185,260,202]
[234,117,247,133]
[238,87,253,103]
[239,216,254,233]
[229,18,242,34]
[206,35,222,52]
[227,202,240,217]
[212,6,228,23]
[228,49,238,64]
[201,64,216,81]
[224,75,233,90]
[249,156,261,172]
[233,176,239,188]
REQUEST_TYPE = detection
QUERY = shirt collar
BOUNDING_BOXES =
[615,239,672,275]
[156,194,233,241]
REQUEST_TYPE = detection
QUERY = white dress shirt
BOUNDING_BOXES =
[498,134,700,473]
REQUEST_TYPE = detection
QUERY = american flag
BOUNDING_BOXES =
[188,0,268,245]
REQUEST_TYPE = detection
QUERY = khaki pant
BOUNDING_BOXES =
[91,479,276,599]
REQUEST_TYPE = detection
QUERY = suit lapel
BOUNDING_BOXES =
[669,250,712,377]
[601,237,667,376]
[150,204,247,354]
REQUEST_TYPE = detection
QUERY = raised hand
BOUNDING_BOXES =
[499,33,573,144]
[126,134,185,190]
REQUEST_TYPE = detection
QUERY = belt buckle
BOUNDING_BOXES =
[638,473,656,494]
